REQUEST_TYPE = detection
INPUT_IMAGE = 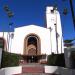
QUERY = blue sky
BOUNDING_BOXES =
[0,0,75,40]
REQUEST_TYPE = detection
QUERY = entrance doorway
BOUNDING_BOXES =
[23,34,41,63]
[24,34,41,63]
[27,56,38,63]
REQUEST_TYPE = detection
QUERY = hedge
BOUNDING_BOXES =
[47,53,65,67]
[1,51,23,68]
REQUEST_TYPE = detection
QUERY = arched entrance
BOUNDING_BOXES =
[23,34,41,63]
[24,34,41,55]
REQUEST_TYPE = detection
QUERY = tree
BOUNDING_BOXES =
[62,0,75,29]
[3,5,14,51]
[64,39,75,48]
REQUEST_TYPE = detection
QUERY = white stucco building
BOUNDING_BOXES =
[0,6,64,63]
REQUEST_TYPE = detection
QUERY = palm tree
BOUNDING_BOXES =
[69,0,75,29]
[62,0,75,29]
[4,5,14,51]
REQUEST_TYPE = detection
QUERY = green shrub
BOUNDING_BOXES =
[47,53,65,67]
[1,51,23,68]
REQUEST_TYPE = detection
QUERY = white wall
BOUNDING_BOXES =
[45,66,59,74]
[45,66,75,75]
[11,25,52,55]
[0,66,22,75]
[5,66,22,75]
[46,6,64,53]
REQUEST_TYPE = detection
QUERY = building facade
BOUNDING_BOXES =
[0,6,64,63]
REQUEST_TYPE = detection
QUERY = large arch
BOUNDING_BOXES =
[23,33,41,55]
